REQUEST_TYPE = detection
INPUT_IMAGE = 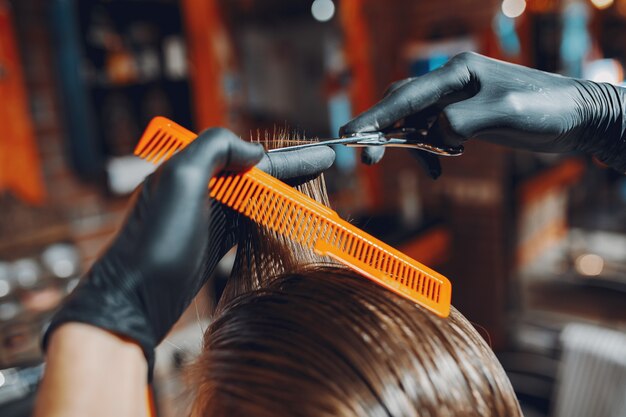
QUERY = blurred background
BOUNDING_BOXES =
[1,0,626,416]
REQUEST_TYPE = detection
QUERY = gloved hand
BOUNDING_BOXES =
[341,52,626,175]
[43,128,335,378]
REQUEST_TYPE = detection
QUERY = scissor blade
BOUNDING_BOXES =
[266,130,464,157]
[267,136,373,153]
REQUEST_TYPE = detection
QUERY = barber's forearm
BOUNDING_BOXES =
[34,323,148,417]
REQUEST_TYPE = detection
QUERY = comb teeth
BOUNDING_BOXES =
[139,131,181,164]
[134,117,452,318]
[208,171,451,315]
[134,116,195,164]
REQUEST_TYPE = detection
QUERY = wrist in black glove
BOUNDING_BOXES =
[43,128,335,378]
[341,52,626,174]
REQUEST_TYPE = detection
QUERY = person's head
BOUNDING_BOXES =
[190,134,521,416]
[191,266,521,417]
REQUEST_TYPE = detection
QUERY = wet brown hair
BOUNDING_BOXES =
[190,134,522,417]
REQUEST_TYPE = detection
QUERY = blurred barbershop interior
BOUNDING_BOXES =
[0,0,625,416]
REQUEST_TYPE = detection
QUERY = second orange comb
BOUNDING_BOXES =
[134,117,452,318]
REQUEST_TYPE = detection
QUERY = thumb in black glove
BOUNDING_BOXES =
[341,52,626,174]
[43,128,335,378]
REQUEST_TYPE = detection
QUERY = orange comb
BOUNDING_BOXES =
[134,117,452,317]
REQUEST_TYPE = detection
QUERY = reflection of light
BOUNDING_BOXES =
[13,259,39,288]
[592,71,616,83]
[66,278,80,294]
[0,280,9,297]
[502,0,526,18]
[575,254,604,276]
[583,59,623,84]
[311,0,335,22]
[42,244,79,278]
[52,259,75,278]
[590,0,614,9]
[0,303,19,321]
[0,371,5,388]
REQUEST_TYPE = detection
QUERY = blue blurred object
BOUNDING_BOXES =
[428,54,449,71]
[560,1,590,77]
[493,11,521,57]
[406,38,476,77]
[50,0,102,178]
[328,91,356,173]
[410,54,449,77]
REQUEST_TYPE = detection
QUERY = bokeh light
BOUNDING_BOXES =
[502,0,527,18]
[575,253,605,276]
[0,280,9,298]
[311,0,335,22]
[590,0,614,10]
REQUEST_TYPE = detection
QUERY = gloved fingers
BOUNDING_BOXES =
[164,127,265,184]
[361,146,386,165]
[409,150,442,179]
[256,146,335,180]
[340,64,471,135]
[150,128,265,208]
[439,95,560,150]
[382,78,416,98]
[437,96,492,145]
[144,129,264,244]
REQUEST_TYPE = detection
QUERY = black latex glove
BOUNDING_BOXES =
[341,52,626,174]
[43,128,335,377]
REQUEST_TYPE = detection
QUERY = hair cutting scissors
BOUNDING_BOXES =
[268,128,464,157]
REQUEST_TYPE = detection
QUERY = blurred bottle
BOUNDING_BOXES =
[163,36,187,80]
[106,46,139,85]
